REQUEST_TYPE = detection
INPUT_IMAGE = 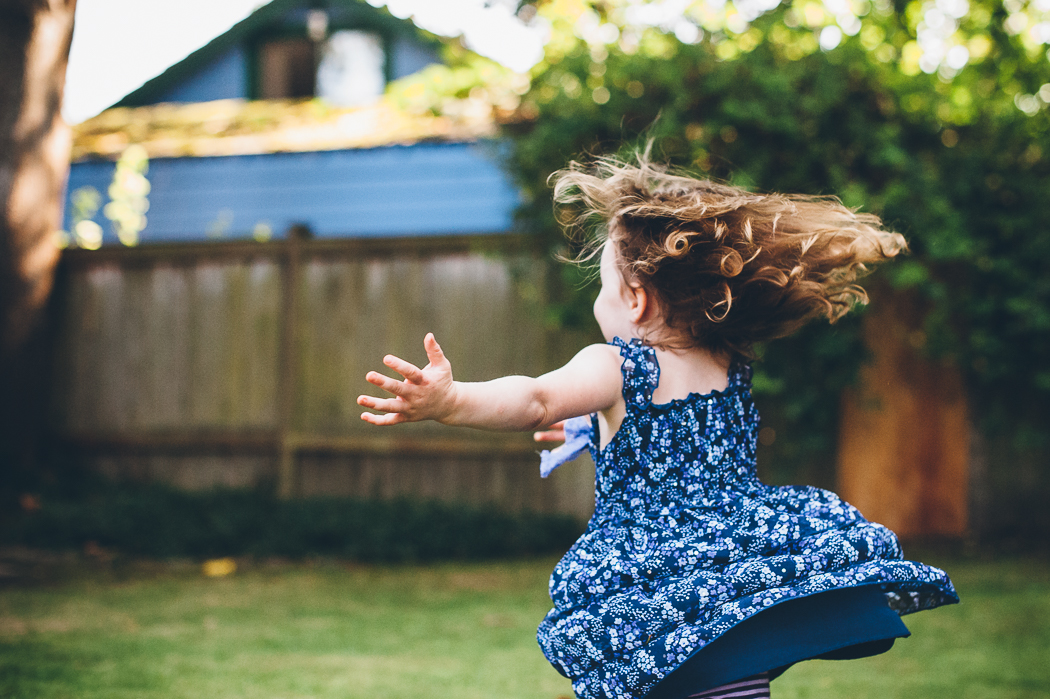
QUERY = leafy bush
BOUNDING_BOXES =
[452,0,1050,539]
[3,483,583,561]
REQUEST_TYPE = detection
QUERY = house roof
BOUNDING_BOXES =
[115,0,439,109]
[71,96,503,161]
[74,0,530,162]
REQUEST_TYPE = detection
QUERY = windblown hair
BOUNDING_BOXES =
[552,154,907,357]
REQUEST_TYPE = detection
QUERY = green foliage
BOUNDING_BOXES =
[3,482,582,562]
[497,0,1050,477]
[104,144,150,246]
[751,315,869,487]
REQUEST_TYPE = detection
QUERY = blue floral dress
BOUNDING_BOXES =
[537,337,958,699]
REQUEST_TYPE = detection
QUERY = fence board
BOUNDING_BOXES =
[243,260,282,426]
[145,265,192,427]
[92,265,128,430]
[298,259,372,433]
[50,269,87,430]
[187,263,233,426]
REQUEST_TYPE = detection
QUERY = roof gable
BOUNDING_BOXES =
[115,0,442,108]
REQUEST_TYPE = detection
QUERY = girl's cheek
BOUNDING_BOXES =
[594,292,613,322]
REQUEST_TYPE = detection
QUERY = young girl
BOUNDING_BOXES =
[357,155,958,699]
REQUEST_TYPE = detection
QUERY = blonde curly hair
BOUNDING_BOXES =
[552,153,907,357]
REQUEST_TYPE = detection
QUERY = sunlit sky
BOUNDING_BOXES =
[63,0,546,124]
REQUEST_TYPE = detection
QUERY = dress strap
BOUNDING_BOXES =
[726,358,753,390]
[612,336,661,410]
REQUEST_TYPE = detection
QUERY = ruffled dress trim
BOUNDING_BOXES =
[540,415,594,478]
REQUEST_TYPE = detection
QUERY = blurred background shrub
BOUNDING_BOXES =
[2,476,582,561]
[469,0,1050,531]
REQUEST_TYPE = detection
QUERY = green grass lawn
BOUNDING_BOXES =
[1,551,1047,699]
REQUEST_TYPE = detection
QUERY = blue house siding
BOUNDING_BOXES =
[65,142,520,244]
[390,36,441,80]
[154,47,249,103]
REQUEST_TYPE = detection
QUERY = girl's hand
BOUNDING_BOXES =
[533,420,567,443]
[357,333,456,426]
[360,340,621,433]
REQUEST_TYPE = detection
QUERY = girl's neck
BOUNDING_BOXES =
[648,343,732,405]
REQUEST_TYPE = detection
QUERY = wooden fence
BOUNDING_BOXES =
[48,233,597,519]
[47,234,982,537]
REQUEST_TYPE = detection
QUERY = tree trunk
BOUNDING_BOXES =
[0,0,77,476]
[837,289,971,539]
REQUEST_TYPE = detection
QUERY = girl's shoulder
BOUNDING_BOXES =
[568,342,627,376]
[555,342,627,408]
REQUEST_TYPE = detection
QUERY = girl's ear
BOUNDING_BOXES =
[625,281,651,324]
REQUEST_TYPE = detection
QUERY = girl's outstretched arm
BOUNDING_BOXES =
[357,333,622,431]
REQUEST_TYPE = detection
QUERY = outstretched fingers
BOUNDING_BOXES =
[364,370,406,397]
[360,333,454,427]
[359,409,406,426]
[423,332,448,368]
[356,392,410,425]
[356,393,405,412]
[383,354,424,383]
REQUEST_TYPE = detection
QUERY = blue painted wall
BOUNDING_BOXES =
[155,47,249,103]
[64,142,520,244]
[391,36,441,79]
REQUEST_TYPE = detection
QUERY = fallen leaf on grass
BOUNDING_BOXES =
[202,558,236,577]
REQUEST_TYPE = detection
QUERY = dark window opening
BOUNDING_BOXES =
[258,38,316,99]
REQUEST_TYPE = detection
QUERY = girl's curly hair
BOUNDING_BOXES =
[552,153,907,357]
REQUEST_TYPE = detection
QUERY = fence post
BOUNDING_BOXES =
[277,225,309,498]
